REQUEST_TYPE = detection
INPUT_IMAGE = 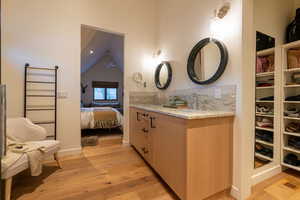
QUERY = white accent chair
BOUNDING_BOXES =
[1,118,61,200]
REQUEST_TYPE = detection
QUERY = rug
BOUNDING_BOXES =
[81,136,99,146]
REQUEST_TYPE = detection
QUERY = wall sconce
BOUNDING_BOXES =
[216,1,231,19]
[210,0,231,37]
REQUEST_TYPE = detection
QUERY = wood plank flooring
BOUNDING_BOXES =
[12,134,179,200]
[12,133,300,200]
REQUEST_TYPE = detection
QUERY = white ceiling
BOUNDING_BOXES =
[81,26,124,73]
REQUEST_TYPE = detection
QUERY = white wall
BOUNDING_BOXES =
[156,0,244,198]
[2,0,158,152]
[81,60,124,106]
[254,0,293,45]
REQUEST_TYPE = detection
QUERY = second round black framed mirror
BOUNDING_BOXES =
[155,61,172,90]
[187,38,228,85]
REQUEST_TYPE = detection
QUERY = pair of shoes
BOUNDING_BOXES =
[259,96,274,101]
[286,95,300,101]
[256,117,273,128]
[255,143,273,158]
[255,130,273,143]
[284,108,300,118]
[288,136,300,150]
[286,122,300,133]
[284,153,300,166]
[256,105,274,115]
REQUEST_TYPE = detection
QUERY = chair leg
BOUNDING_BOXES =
[54,153,62,168]
[5,177,12,200]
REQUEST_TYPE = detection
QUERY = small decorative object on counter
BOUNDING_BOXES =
[286,8,300,43]
[163,96,188,109]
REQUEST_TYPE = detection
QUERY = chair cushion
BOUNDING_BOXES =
[1,140,60,179]
[7,118,47,142]
[27,140,60,156]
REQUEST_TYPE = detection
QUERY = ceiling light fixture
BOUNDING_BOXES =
[89,50,94,55]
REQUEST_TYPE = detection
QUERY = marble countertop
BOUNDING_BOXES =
[130,104,234,120]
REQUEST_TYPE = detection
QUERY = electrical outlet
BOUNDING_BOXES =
[214,88,222,99]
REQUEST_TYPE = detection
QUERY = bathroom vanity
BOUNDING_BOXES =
[129,105,234,200]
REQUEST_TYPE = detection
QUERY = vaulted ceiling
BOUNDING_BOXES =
[81,26,124,73]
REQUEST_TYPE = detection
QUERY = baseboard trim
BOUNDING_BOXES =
[231,185,240,200]
[251,165,282,185]
[122,139,129,144]
[57,147,82,157]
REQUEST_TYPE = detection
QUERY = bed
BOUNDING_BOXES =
[80,107,123,130]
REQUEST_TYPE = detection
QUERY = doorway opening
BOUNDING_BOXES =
[80,25,124,147]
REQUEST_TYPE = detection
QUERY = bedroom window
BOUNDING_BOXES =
[93,81,118,101]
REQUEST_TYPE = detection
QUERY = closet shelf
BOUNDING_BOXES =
[256,72,274,77]
[282,40,300,49]
[284,101,300,104]
[256,48,275,56]
[255,153,273,161]
[256,127,274,132]
[284,116,300,120]
[256,100,274,103]
[283,146,300,154]
[256,113,274,117]
[256,86,274,90]
[284,68,300,73]
[284,85,300,88]
[284,131,300,137]
[255,139,274,147]
[281,163,300,171]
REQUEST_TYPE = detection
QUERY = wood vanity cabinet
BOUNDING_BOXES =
[129,107,233,200]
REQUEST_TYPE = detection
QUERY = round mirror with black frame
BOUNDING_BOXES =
[154,61,172,90]
[187,38,228,85]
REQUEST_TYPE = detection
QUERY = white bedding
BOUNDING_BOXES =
[80,107,123,130]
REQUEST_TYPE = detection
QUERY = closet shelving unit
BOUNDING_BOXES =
[254,48,276,169]
[24,63,58,139]
[281,40,300,171]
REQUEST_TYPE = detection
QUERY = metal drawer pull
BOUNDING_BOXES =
[150,117,156,128]
[137,112,141,121]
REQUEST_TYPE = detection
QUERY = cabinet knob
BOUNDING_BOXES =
[142,147,149,154]
[142,128,149,133]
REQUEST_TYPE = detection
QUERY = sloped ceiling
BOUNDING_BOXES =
[81,26,124,73]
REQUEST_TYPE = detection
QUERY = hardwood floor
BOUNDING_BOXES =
[13,133,300,200]
[12,134,300,200]
[12,134,234,200]
[248,169,300,200]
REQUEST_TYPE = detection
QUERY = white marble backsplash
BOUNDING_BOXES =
[129,85,236,112]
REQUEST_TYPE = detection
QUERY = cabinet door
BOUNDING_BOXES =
[130,108,150,157]
[151,112,187,199]
[129,108,144,154]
